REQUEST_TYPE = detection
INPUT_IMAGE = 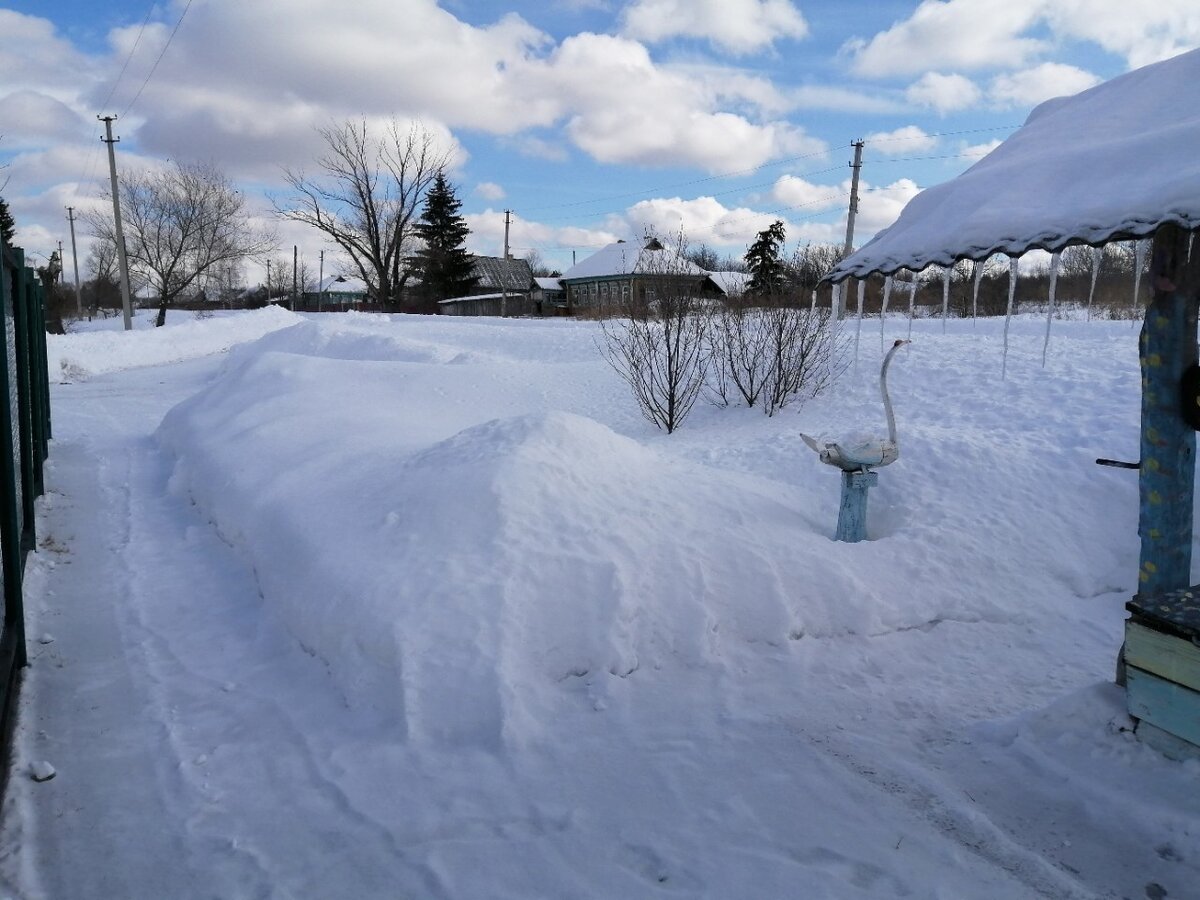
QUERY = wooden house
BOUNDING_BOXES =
[559,238,718,314]
[826,48,1200,757]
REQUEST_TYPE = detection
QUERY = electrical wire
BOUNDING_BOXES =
[119,0,195,119]
[98,2,157,113]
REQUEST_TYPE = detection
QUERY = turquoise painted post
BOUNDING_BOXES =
[1138,225,1200,596]
[836,470,878,542]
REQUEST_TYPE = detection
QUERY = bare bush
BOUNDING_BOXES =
[600,248,710,434]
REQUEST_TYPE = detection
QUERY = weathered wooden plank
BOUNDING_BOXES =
[1126,666,1200,748]
[1126,621,1200,693]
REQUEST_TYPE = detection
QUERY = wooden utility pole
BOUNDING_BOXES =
[99,115,134,330]
[66,207,82,318]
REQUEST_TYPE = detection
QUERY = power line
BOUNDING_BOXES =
[98,2,157,112]
[119,0,195,119]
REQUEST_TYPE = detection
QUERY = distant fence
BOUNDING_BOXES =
[0,245,51,794]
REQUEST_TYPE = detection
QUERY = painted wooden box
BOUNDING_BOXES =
[1125,587,1200,751]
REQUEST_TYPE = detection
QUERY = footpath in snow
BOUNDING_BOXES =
[0,307,1196,899]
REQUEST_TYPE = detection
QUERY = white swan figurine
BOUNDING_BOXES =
[801,339,910,472]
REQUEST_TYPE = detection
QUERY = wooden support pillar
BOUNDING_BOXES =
[1138,224,1200,596]
[836,469,878,543]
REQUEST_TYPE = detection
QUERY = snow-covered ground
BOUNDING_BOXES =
[1,307,1196,899]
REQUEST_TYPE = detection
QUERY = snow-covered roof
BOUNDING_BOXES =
[438,293,509,304]
[535,277,562,291]
[562,239,706,280]
[318,275,368,294]
[829,48,1200,282]
[706,271,752,296]
[472,256,534,291]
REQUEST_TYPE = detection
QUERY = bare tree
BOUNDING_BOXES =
[277,120,446,311]
[86,160,274,326]
[600,239,710,434]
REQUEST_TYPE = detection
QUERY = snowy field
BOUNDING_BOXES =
[1,306,1196,899]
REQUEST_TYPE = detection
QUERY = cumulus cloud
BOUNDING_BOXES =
[855,178,922,237]
[961,139,1002,161]
[622,196,788,247]
[1041,0,1200,69]
[843,0,1047,78]
[988,62,1101,108]
[621,0,808,54]
[769,176,844,211]
[865,126,938,155]
[549,33,824,172]
[475,182,506,201]
[905,72,982,114]
[464,208,617,260]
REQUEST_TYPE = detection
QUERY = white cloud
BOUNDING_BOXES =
[905,72,982,114]
[961,139,1002,161]
[623,196,786,247]
[475,182,506,201]
[988,62,1101,108]
[865,126,938,155]
[549,33,824,172]
[621,0,808,54]
[464,208,617,260]
[1042,0,1200,69]
[856,178,922,238]
[843,0,1047,77]
[770,176,844,211]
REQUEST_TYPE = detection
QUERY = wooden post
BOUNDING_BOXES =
[1137,224,1200,596]
[836,470,878,542]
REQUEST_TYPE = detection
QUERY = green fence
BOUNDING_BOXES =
[0,244,52,791]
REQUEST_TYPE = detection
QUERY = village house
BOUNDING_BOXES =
[558,238,720,313]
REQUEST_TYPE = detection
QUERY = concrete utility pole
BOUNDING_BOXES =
[292,245,298,310]
[503,209,512,260]
[266,259,271,304]
[99,115,134,331]
[66,207,82,318]
[839,139,865,316]
[318,249,324,312]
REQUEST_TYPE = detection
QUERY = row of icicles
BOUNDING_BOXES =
[814,238,1169,378]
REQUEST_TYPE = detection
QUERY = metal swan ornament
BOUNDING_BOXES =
[801,339,911,472]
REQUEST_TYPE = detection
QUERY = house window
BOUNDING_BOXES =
[621,283,630,302]
[600,283,609,301]
[590,283,598,300]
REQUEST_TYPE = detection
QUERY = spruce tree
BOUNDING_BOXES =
[414,173,477,303]
[0,197,14,246]
[744,220,787,296]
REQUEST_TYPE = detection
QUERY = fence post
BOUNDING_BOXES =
[0,247,28,670]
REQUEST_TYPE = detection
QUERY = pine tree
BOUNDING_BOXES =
[0,197,15,246]
[414,173,477,304]
[745,220,787,296]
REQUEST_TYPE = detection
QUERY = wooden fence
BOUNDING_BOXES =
[0,244,51,796]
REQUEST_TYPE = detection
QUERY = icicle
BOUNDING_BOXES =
[941,266,951,333]
[971,260,982,327]
[1002,256,1018,379]
[1086,245,1101,322]
[907,276,919,340]
[810,288,817,316]
[832,282,841,325]
[1041,252,1060,367]
[854,280,865,368]
[1131,239,1148,321]
[1189,232,1194,264]
[880,274,893,353]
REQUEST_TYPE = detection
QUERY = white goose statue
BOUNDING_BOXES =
[801,339,910,472]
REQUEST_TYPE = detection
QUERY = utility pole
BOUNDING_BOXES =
[99,115,134,331]
[292,245,298,311]
[837,139,865,317]
[318,249,324,313]
[266,259,271,304]
[502,209,512,316]
[503,210,512,261]
[66,207,82,318]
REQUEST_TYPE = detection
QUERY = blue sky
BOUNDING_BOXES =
[3,0,1198,279]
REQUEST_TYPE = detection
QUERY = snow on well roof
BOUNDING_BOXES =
[829,48,1200,283]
